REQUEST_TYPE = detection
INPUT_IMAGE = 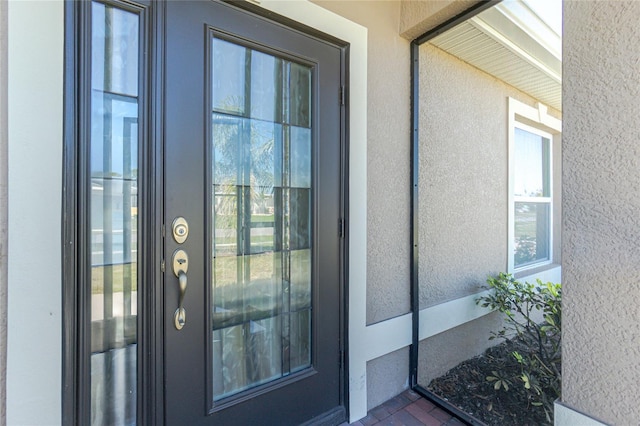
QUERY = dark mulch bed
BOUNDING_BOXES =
[427,338,559,426]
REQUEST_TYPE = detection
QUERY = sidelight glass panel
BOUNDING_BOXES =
[92,2,138,97]
[211,36,313,402]
[90,2,139,425]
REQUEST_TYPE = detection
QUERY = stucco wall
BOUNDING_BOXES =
[420,42,532,307]
[562,2,640,424]
[418,311,503,384]
[418,41,504,307]
[366,348,409,410]
[311,0,411,326]
[399,0,480,40]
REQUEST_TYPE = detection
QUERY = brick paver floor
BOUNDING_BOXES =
[340,390,466,426]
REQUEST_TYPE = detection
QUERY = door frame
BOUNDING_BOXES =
[62,1,350,424]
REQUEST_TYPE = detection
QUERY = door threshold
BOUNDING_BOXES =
[301,406,347,426]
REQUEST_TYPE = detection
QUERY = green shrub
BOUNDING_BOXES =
[476,272,561,423]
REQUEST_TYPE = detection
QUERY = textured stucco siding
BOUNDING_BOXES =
[418,43,555,307]
[419,41,506,307]
[562,2,640,424]
[312,0,411,326]
[366,348,409,410]
[418,311,503,384]
[399,0,480,40]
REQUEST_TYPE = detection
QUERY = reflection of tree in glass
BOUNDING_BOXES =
[212,114,241,250]
[515,236,537,265]
[214,183,238,235]
[213,113,275,217]
[250,126,275,215]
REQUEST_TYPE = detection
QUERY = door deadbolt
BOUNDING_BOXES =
[172,217,189,244]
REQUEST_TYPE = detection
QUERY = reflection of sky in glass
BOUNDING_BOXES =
[290,126,311,189]
[212,114,280,188]
[250,119,278,189]
[90,92,138,177]
[211,38,311,129]
[91,2,139,177]
[212,38,246,115]
[514,127,547,197]
[250,51,281,122]
[212,114,241,186]
[92,2,139,96]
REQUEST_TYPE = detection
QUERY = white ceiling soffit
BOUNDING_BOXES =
[428,1,562,111]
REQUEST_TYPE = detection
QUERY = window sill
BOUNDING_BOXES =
[514,263,561,283]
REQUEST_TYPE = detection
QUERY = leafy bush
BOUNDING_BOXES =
[476,273,561,423]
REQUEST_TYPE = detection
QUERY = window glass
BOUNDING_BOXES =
[514,127,550,197]
[514,202,550,267]
[513,125,552,270]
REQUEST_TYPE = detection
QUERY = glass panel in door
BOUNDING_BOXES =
[210,36,313,402]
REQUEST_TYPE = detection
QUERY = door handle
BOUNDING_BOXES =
[172,249,189,330]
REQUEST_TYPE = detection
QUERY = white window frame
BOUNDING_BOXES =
[507,97,562,274]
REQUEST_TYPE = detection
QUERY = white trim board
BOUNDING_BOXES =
[419,292,492,341]
[517,264,561,285]
[7,1,64,424]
